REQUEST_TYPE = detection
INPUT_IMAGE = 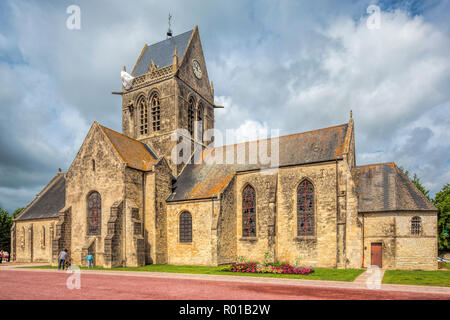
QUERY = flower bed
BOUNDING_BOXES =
[221,263,314,275]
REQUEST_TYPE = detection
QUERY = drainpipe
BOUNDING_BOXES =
[362,212,365,268]
[335,159,339,268]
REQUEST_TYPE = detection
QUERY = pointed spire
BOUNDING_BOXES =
[350,110,353,119]
[150,59,157,71]
[172,46,178,72]
[123,66,126,72]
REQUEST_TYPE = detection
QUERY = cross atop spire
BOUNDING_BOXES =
[167,13,173,38]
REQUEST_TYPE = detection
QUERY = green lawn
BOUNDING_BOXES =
[23,264,365,282]
[382,269,450,287]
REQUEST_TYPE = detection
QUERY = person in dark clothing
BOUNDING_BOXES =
[58,249,68,270]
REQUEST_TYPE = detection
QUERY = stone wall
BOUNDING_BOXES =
[217,177,237,265]
[166,199,214,265]
[66,124,126,266]
[235,171,277,264]
[362,211,437,270]
[14,218,57,263]
[276,162,338,268]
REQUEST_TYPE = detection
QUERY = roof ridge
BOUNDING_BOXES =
[354,162,396,169]
[208,123,349,152]
[98,123,147,147]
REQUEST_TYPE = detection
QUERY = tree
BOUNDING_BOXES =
[0,208,12,252]
[433,184,450,251]
[12,207,24,219]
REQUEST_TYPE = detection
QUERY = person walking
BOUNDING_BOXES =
[0,251,3,263]
[58,249,68,270]
[82,254,94,269]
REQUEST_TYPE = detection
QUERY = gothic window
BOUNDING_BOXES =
[150,93,160,131]
[411,216,422,235]
[197,103,204,142]
[242,185,256,237]
[179,211,192,243]
[87,191,101,236]
[297,179,315,237]
[188,97,195,137]
[138,97,148,135]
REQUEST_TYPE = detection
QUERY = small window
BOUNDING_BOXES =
[411,216,422,235]
[242,185,256,237]
[179,212,192,243]
[92,159,95,171]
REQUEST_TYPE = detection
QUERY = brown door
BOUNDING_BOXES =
[371,243,382,267]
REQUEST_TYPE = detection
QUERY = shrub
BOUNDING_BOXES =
[222,262,314,275]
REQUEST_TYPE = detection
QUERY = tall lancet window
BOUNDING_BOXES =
[197,103,204,142]
[297,179,315,237]
[87,191,101,236]
[242,185,256,237]
[188,97,195,137]
[151,93,160,131]
[139,97,148,135]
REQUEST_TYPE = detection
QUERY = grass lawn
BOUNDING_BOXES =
[23,264,365,282]
[382,269,450,287]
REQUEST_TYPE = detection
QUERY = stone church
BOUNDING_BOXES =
[11,26,438,270]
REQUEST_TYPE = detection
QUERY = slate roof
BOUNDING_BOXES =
[168,124,348,202]
[352,163,437,212]
[99,124,158,171]
[15,174,65,221]
[132,29,193,76]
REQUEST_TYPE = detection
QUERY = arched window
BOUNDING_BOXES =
[187,97,195,137]
[150,93,160,131]
[138,97,148,135]
[87,191,101,235]
[297,179,315,237]
[411,216,422,235]
[179,212,192,243]
[197,103,204,142]
[242,185,256,237]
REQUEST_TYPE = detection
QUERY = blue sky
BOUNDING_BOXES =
[0,0,449,213]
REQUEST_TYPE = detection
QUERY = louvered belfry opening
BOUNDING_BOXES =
[151,93,160,131]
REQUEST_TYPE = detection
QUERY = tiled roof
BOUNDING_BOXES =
[352,163,437,212]
[15,174,65,221]
[168,124,348,202]
[99,124,158,171]
[132,29,193,76]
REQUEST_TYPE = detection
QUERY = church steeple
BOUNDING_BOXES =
[120,26,215,176]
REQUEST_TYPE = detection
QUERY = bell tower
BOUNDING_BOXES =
[118,26,215,176]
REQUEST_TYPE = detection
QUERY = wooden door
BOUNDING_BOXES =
[371,243,382,267]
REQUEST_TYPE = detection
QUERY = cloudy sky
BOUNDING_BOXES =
[0,0,449,213]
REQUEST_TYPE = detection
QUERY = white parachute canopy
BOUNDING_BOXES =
[121,70,134,89]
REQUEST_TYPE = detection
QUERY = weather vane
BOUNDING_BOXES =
[167,13,173,38]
